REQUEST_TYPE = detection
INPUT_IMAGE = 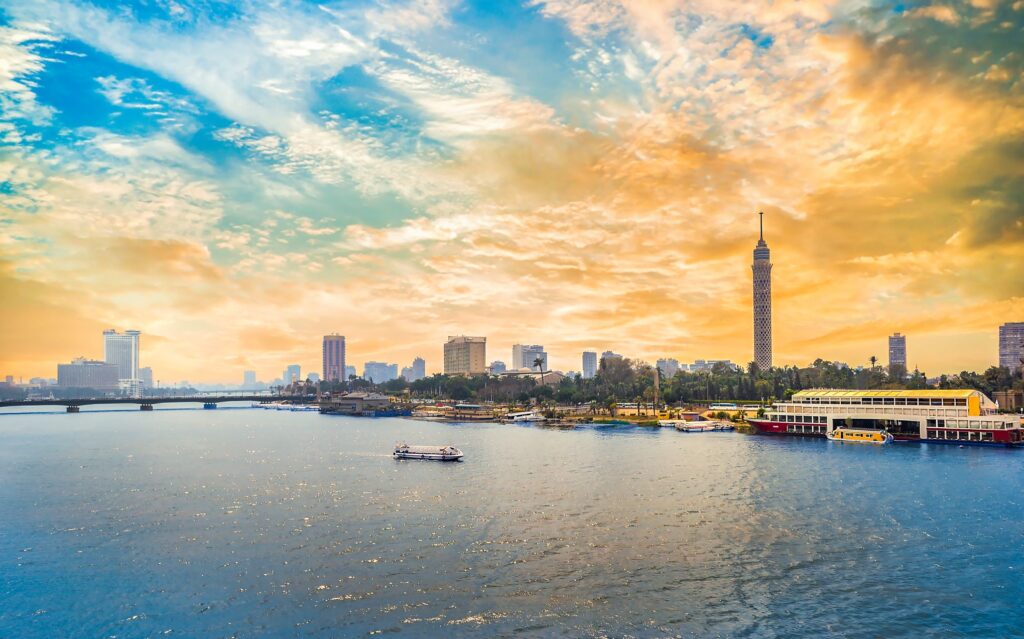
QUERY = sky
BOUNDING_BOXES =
[0,0,1022,384]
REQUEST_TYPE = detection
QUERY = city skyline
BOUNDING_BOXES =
[2,1,1023,382]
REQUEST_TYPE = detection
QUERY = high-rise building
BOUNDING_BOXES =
[283,364,301,385]
[344,365,357,380]
[139,366,153,389]
[888,333,907,370]
[600,350,622,363]
[582,351,597,379]
[752,212,773,370]
[512,344,548,370]
[444,336,486,375]
[243,370,257,387]
[999,322,1024,371]
[103,329,140,381]
[489,360,507,374]
[323,334,346,382]
[57,357,120,391]
[656,358,680,379]
[400,359,424,382]
[364,362,398,383]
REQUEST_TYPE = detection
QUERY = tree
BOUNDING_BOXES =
[533,356,546,387]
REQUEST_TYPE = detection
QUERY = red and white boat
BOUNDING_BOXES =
[748,389,1022,446]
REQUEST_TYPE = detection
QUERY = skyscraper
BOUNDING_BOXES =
[656,358,680,379]
[243,370,257,388]
[582,351,597,379]
[411,357,426,381]
[323,334,346,382]
[999,322,1024,371]
[283,364,301,385]
[444,336,486,375]
[139,366,153,389]
[888,333,907,370]
[512,344,547,370]
[103,329,140,381]
[751,212,773,370]
[364,362,398,383]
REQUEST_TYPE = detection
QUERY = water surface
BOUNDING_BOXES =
[2,407,1023,637]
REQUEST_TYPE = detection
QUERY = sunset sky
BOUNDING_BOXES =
[1,0,1022,383]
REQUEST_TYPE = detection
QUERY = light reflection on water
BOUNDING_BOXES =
[1,409,1023,638]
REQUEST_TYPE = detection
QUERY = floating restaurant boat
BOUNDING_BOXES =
[748,389,1022,446]
[826,427,894,445]
[393,444,464,461]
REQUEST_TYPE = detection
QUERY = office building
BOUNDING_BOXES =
[999,323,1024,371]
[323,334,346,382]
[344,365,357,380]
[489,360,507,375]
[657,358,680,379]
[400,357,426,382]
[363,362,398,384]
[283,364,301,385]
[57,357,120,391]
[752,212,773,370]
[512,344,548,370]
[139,366,153,389]
[103,329,140,381]
[582,351,597,379]
[444,336,487,375]
[888,333,907,371]
[243,370,257,387]
[601,351,622,364]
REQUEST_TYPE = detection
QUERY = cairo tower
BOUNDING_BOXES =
[752,212,773,370]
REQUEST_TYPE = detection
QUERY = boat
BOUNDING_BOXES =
[826,427,893,444]
[673,420,734,432]
[393,444,464,461]
[504,411,546,423]
[748,389,1022,446]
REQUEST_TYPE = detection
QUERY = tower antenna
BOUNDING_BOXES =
[759,210,764,241]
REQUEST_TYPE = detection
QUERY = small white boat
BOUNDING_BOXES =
[393,444,464,461]
[505,411,546,423]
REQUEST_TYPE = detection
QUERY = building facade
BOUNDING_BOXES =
[103,329,140,381]
[444,336,487,375]
[582,351,597,379]
[139,366,153,389]
[751,212,772,370]
[57,357,120,391]
[283,364,301,385]
[998,322,1024,371]
[489,360,507,375]
[243,370,257,387]
[656,358,680,379]
[364,362,398,384]
[344,365,357,380]
[323,334,346,382]
[888,333,907,371]
[512,344,548,370]
[406,357,426,382]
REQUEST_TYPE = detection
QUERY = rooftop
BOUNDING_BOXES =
[793,389,978,399]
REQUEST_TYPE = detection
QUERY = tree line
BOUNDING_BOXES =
[302,358,1023,406]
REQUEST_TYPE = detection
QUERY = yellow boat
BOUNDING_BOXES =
[826,428,893,444]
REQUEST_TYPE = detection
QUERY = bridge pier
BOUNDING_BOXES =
[203,402,217,409]
[140,404,154,411]
[66,405,80,413]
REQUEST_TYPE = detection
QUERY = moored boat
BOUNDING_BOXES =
[393,444,464,461]
[748,389,1022,446]
[826,427,893,444]
[504,411,546,423]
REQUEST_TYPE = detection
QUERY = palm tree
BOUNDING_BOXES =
[533,356,546,387]
[869,355,878,369]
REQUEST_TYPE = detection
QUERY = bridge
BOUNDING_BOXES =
[0,395,316,412]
